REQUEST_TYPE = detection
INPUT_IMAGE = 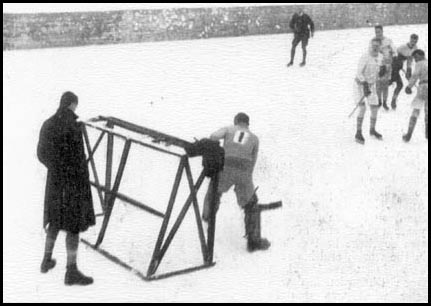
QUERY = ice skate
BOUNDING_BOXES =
[370,129,383,140]
[40,258,56,273]
[355,131,365,145]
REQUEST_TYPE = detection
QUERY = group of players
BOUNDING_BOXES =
[354,25,428,144]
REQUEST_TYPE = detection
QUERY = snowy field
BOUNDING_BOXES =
[3,24,428,302]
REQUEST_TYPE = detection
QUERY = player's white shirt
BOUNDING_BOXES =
[356,52,383,84]
[370,36,396,60]
[397,43,418,68]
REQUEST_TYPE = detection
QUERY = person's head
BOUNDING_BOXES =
[374,25,384,39]
[298,8,304,16]
[59,91,78,112]
[370,38,381,56]
[234,112,250,127]
[409,34,419,48]
[412,49,425,62]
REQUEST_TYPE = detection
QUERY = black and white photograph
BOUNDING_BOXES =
[3,3,428,303]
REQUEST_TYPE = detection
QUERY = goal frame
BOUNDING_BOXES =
[80,116,218,281]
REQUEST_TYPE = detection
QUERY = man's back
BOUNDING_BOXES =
[210,125,259,166]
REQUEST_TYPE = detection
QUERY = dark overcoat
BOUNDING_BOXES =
[37,108,95,233]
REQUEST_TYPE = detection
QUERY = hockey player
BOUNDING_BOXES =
[372,25,396,111]
[202,113,270,252]
[37,92,95,285]
[390,34,419,110]
[287,8,315,67]
[354,38,387,144]
[403,49,428,142]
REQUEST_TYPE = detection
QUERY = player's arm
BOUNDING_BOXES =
[210,127,228,141]
[407,63,421,89]
[356,55,371,97]
[356,55,367,83]
[308,15,315,37]
[289,14,297,32]
[251,138,259,171]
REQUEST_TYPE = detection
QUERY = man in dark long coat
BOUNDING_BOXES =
[37,91,95,286]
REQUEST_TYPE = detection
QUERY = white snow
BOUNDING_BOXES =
[3,24,428,302]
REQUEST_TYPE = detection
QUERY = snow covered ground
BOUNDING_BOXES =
[3,24,428,302]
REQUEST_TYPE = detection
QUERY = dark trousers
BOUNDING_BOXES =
[290,33,309,63]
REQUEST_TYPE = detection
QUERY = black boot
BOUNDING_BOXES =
[244,196,271,252]
[65,264,93,286]
[402,133,412,143]
[300,61,306,67]
[370,129,383,140]
[287,61,294,67]
[355,131,365,145]
[40,258,56,273]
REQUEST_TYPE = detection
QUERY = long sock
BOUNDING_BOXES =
[370,118,377,132]
[302,48,307,63]
[66,232,79,268]
[43,225,59,261]
[383,86,389,105]
[357,117,364,133]
[370,106,379,131]
[407,116,418,137]
[290,47,296,63]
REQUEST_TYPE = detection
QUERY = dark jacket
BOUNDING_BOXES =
[37,108,95,233]
[185,138,225,178]
[290,13,315,37]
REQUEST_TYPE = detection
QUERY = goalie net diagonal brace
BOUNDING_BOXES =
[80,116,218,281]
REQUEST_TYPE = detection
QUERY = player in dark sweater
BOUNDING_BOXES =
[287,9,315,67]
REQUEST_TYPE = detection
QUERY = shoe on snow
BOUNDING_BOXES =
[40,258,56,273]
[355,132,365,145]
[370,130,383,140]
[402,134,412,143]
[65,265,93,286]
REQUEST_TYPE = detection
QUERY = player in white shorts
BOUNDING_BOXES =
[371,25,396,111]
[403,49,428,142]
[354,38,386,144]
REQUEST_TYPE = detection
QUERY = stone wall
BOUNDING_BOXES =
[3,3,428,50]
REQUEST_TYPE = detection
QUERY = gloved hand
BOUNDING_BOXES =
[405,87,413,95]
[363,82,372,97]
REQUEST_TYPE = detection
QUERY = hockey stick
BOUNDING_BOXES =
[257,201,283,211]
[348,95,366,118]
[247,186,283,212]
